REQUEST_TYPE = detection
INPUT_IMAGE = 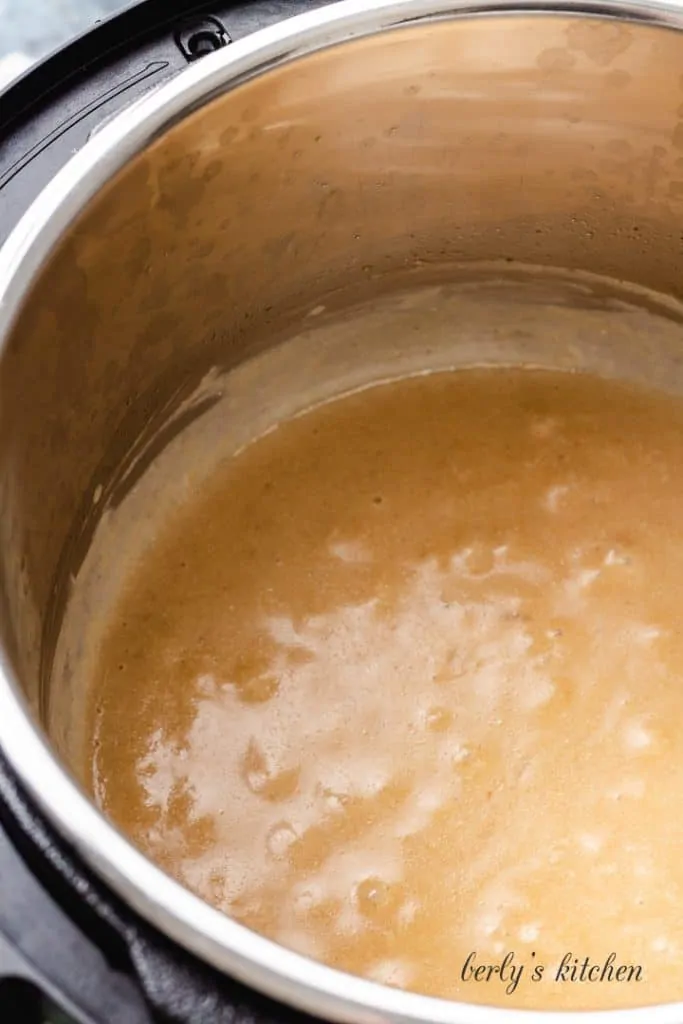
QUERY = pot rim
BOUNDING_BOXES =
[1,1,683,1021]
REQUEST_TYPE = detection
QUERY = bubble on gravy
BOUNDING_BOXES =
[51,272,683,1009]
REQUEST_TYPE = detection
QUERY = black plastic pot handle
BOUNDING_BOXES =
[0,926,100,1024]
[0,755,153,1024]
[0,788,153,1024]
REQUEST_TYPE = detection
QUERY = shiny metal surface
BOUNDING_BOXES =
[3,0,683,1020]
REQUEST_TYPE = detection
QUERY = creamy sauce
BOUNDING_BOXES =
[86,366,683,1009]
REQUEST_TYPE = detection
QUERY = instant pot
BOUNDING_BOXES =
[3,1,683,1023]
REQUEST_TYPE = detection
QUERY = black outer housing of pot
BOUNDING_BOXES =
[0,2,333,1022]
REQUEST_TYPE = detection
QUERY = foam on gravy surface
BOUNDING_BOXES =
[85,367,683,1008]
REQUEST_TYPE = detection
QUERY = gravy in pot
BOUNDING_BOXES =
[83,362,683,1008]
[51,273,683,1009]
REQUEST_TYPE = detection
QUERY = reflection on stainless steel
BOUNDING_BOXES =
[4,1,683,1021]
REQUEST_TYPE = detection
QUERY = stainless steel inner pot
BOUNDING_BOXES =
[4,0,683,1020]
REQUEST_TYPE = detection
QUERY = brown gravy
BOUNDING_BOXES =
[85,366,683,1008]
